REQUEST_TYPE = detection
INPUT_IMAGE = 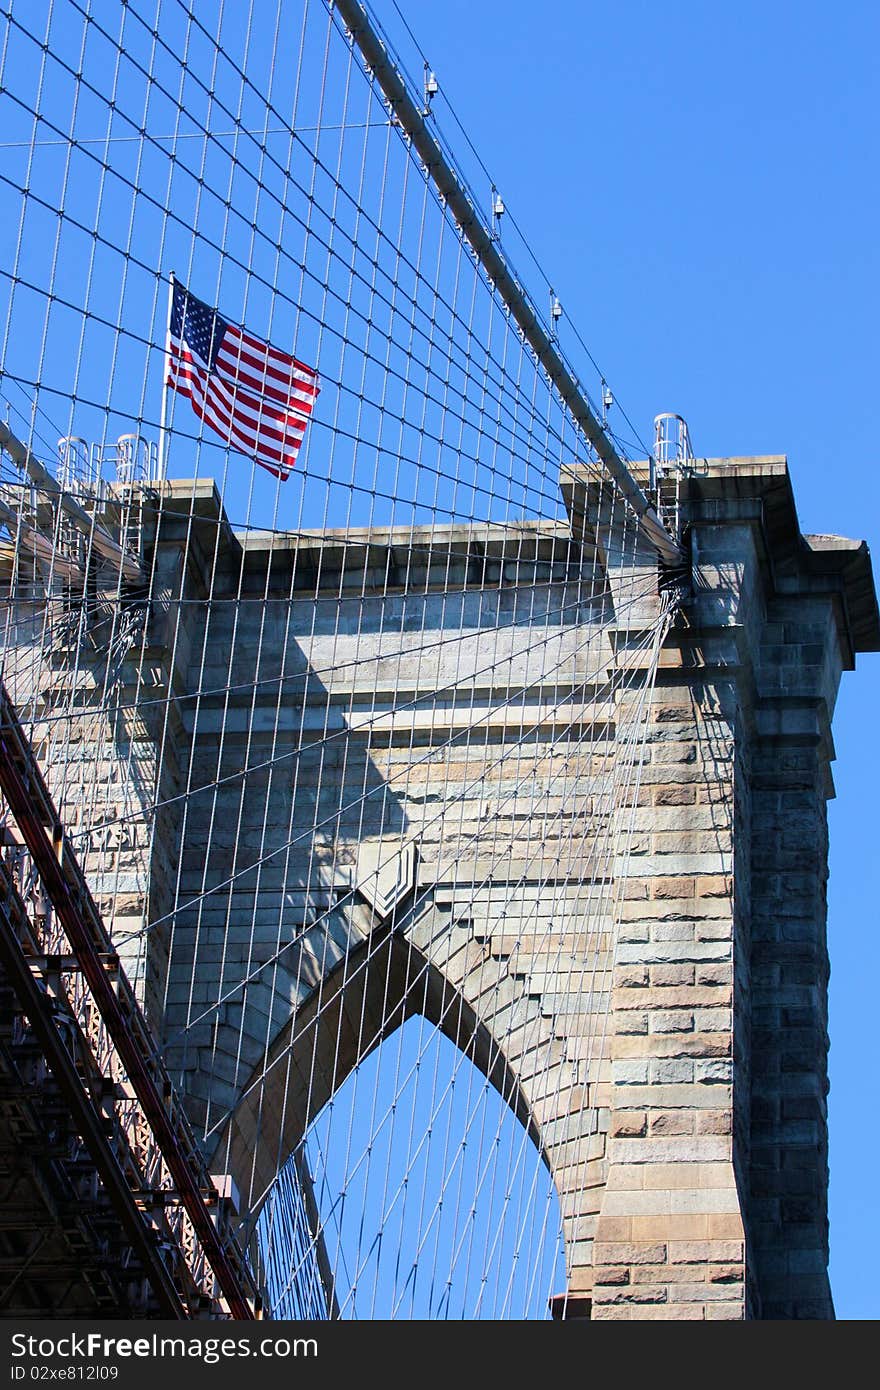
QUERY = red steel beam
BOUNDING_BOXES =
[0,861,188,1317]
[0,683,255,1319]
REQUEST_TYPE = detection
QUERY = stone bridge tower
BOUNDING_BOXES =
[150,455,877,1319]
[4,454,875,1319]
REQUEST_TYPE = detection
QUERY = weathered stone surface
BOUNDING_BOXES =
[3,458,873,1321]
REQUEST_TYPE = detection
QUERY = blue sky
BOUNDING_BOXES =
[384,0,880,1319]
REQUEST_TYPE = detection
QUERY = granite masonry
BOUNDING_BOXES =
[2,454,874,1318]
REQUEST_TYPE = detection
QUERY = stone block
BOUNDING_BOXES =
[592,1285,668,1305]
[653,786,697,806]
[610,1136,730,1165]
[695,1111,733,1136]
[649,1011,695,1034]
[694,1059,732,1084]
[694,1008,732,1032]
[596,1241,667,1266]
[593,1216,632,1242]
[650,1110,696,1136]
[611,1112,647,1138]
[669,1240,743,1265]
[653,877,696,899]
[630,1214,709,1241]
[617,1010,649,1035]
[651,1059,695,1084]
[664,1278,739,1301]
[613,964,649,988]
[650,963,696,987]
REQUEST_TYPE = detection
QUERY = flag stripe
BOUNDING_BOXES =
[214,351,317,410]
[168,367,307,462]
[167,347,302,474]
[220,330,319,392]
[167,357,303,463]
[169,366,296,476]
[169,340,309,443]
[214,342,318,412]
[163,279,319,480]
[225,322,319,387]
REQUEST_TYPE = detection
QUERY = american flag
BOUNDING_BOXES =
[164,277,319,480]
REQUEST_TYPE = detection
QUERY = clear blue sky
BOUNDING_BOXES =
[385,0,880,1318]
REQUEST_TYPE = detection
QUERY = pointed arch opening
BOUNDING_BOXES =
[257,1014,566,1319]
[212,928,568,1318]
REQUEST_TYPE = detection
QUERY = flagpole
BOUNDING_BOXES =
[156,271,175,482]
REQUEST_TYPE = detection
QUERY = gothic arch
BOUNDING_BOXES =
[210,920,547,1219]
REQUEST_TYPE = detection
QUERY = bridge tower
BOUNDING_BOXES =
[49,452,867,1320]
